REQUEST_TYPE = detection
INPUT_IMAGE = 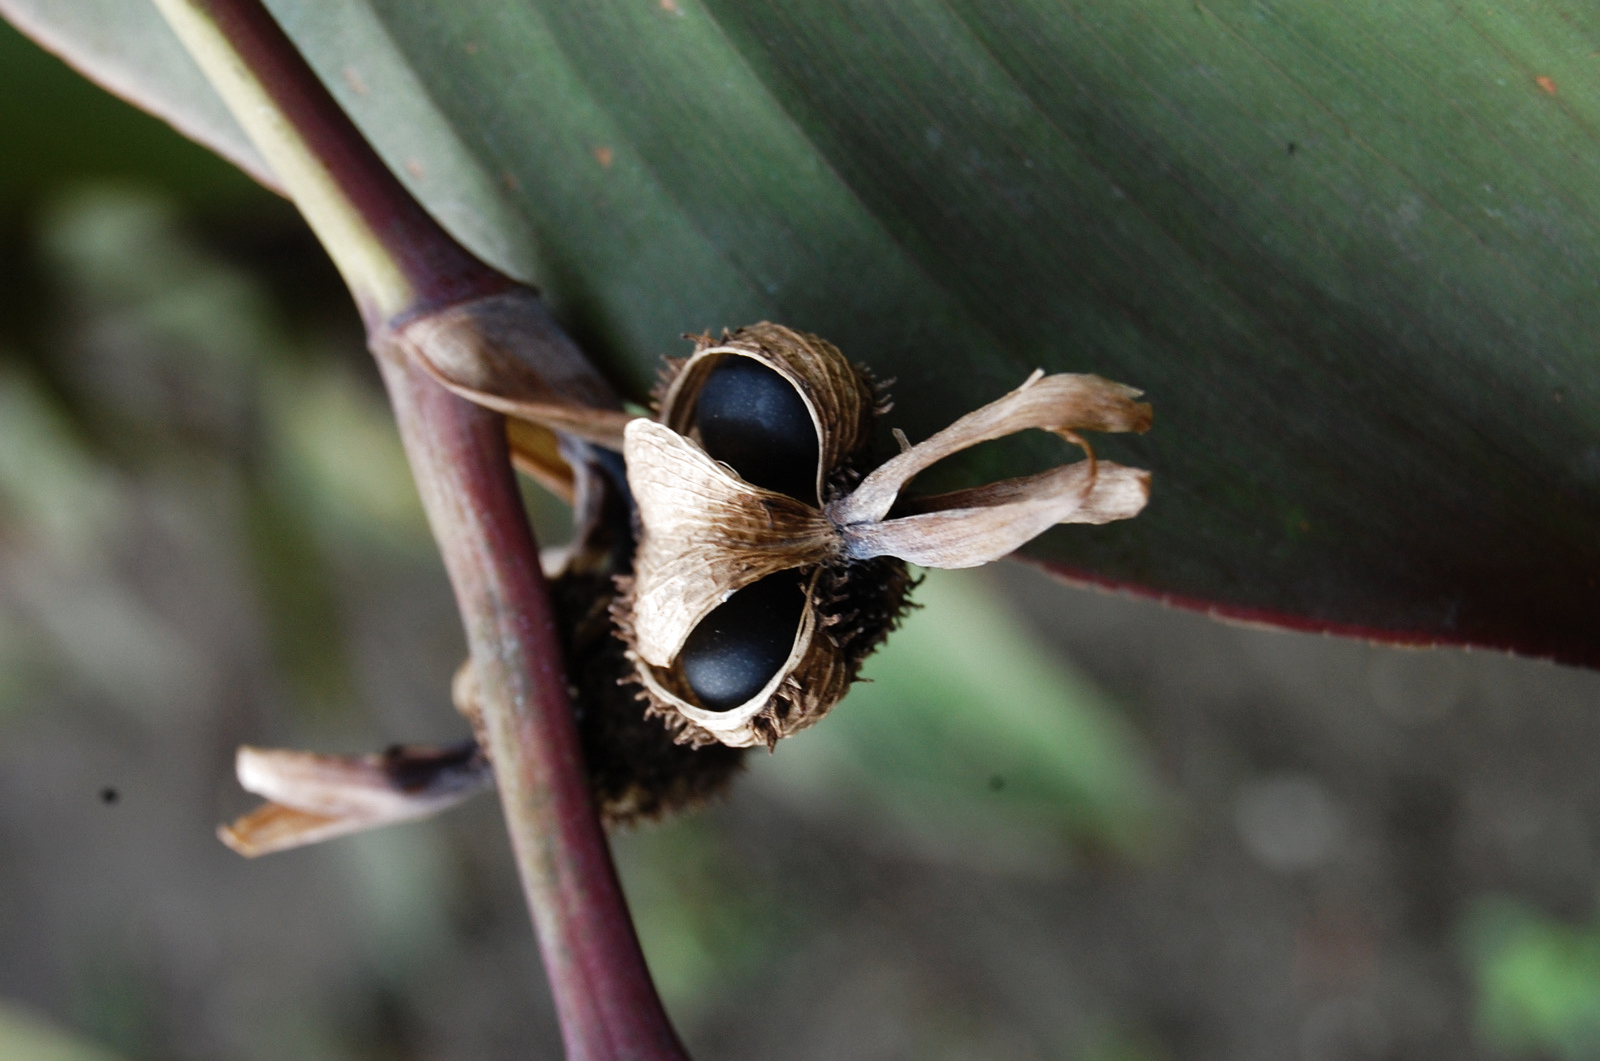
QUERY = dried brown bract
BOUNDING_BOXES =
[218,741,492,858]
[617,323,1153,749]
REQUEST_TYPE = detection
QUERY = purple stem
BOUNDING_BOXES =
[377,351,687,1061]
[179,1,688,1056]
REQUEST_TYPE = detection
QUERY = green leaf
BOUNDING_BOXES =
[1462,896,1600,1059]
[6,0,1598,663]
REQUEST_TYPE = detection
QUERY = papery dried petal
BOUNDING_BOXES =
[218,804,358,859]
[829,371,1151,528]
[625,418,837,667]
[839,461,1151,568]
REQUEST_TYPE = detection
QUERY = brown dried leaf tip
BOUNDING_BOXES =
[616,323,1152,749]
[218,741,491,857]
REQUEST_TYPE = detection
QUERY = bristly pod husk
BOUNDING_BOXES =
[616,323,1154,750]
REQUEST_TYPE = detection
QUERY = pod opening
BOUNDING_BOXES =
[678,569,808,711]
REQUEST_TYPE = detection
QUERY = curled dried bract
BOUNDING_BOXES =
[617,323,1152,749]
[218,741,492,857]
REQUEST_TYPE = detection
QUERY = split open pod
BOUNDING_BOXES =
[617,323,1155,749]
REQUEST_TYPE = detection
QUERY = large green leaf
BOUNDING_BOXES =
[5,0,1598,664]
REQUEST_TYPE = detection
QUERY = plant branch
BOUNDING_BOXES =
[144,0,686,1056]
[376,349,686,1061]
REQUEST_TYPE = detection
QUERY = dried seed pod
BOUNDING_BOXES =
[617,323,1153,749]
[657,322,878,502]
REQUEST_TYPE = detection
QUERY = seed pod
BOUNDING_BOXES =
[616,323,1154,749]
[658,322,878,502]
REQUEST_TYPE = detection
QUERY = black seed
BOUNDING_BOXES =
[680,571,807,711]
[99,787,119,805]
[694,358,819,501]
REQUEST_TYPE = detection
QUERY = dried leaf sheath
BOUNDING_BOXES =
[398,287,638,450]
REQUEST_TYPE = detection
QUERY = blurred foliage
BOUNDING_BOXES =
[0,352,209,720]
[0,1001,126,1061]
[64,947,155,1061]
[1464,895,1600,1059]
[103,189,423,701]
[0,178,475,1060]
[0,18,256,209]
[612,819,784,1024]
[0,184,430,729]
[1073,1026,1172,1061]
[752,568,1171,873]
[0,360,120,557]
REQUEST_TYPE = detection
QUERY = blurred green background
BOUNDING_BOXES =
[5,16,1600,1061]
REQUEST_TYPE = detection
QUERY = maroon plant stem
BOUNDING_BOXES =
[378,350,687,1061]
[153,0,689,1057]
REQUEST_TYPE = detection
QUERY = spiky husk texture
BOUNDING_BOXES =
[617,324,916,749]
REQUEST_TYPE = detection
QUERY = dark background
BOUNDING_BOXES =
[4,18,1600,1061]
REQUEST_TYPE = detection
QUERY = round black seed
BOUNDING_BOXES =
[680,571,807,711]
[694,358,819,501]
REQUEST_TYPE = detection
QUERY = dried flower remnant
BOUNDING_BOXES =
[220,437,745,856]
[218,322,1149,852]
[617,323,1152,749]
[218,741,492,857]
